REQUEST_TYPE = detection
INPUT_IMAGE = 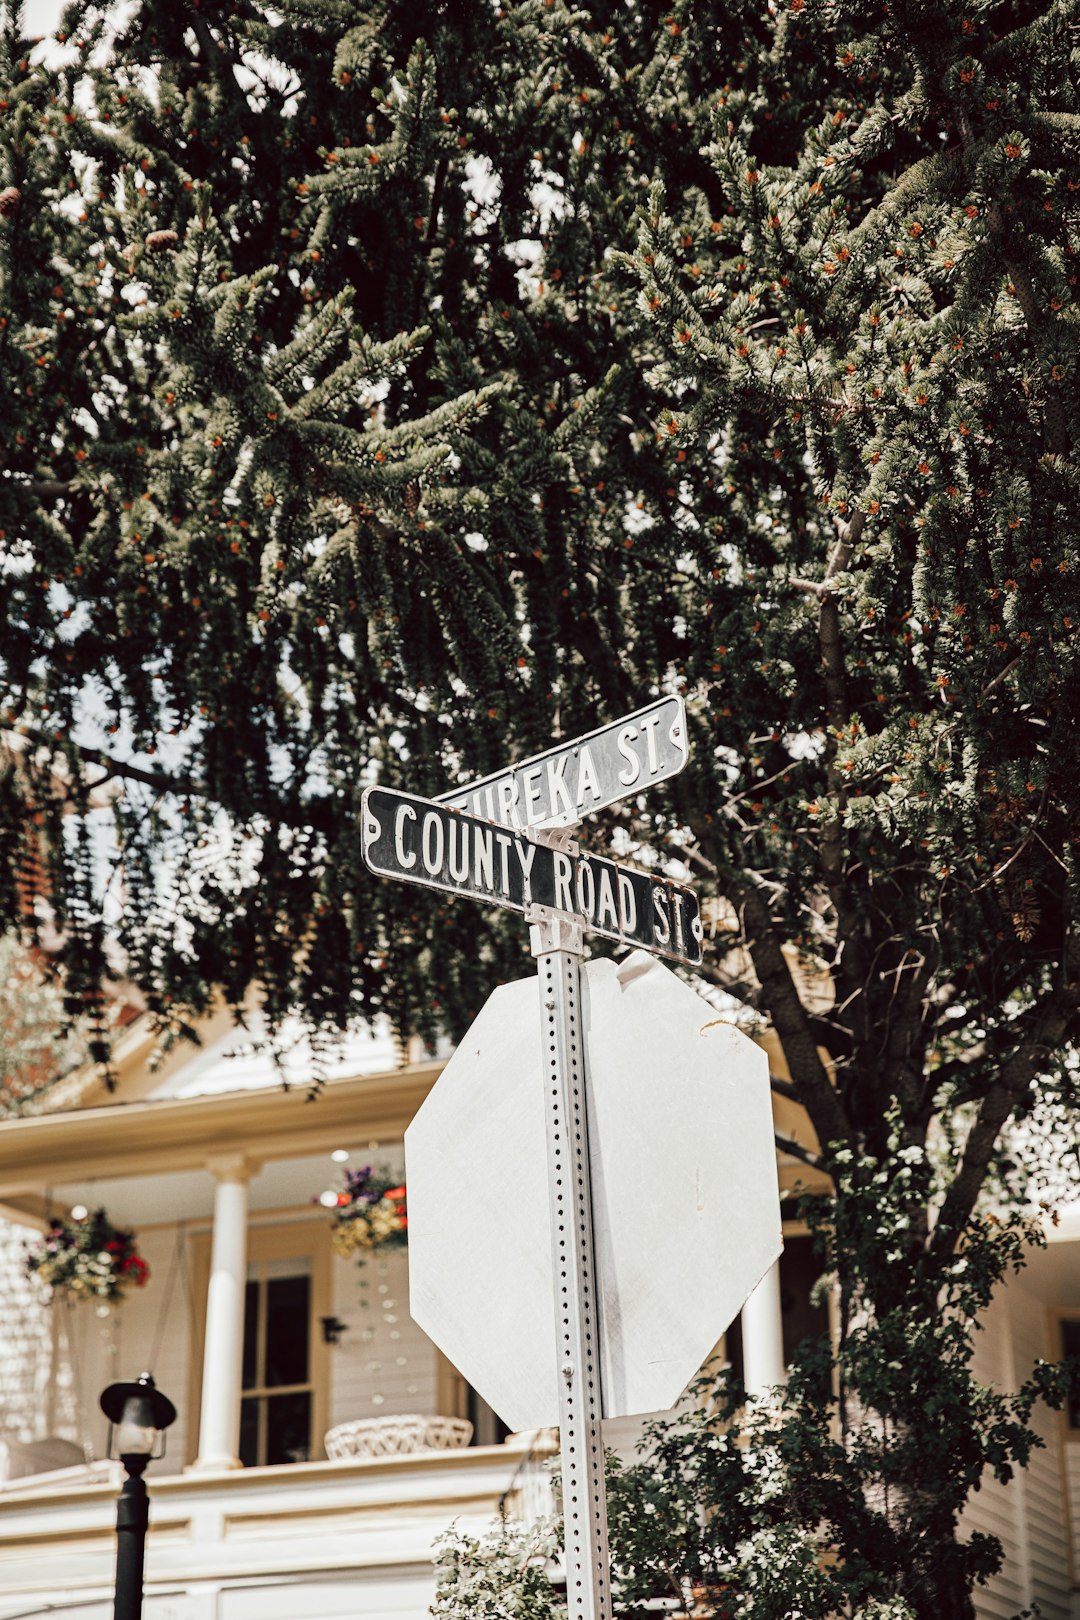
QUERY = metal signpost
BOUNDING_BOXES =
[360,698,715,1620]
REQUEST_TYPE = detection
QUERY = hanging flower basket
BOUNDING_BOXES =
[25,1208,150,1303]
[318,1165,407,1261]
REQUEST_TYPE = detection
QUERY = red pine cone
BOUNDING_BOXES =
[0,186,21,218]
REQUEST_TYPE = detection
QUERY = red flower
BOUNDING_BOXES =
[384,1186,406,1201]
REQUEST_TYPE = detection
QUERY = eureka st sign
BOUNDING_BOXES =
[435,694,687,829]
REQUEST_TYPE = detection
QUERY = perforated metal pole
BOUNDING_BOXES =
[529,905,613,1620]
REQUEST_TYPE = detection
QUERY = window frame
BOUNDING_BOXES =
[1056,1309,1080,1437]
[188,1217,331,1468]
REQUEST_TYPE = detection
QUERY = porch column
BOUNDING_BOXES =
[191,1157,255,1471]
[741,1259,786,1397]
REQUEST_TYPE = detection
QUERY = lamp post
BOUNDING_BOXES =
[99,1373,177,1620]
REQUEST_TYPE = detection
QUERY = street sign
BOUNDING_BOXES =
[406,951,782,1431]
[361,699,729,1620]
[436,694,687,829]
[361,785,703,966]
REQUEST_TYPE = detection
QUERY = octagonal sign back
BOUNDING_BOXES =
[405,951,782,1433]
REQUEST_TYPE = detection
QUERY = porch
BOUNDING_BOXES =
[0,1053,505,1476]
[0,1436,556,1620]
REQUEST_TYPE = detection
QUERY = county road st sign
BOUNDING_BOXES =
[361,784,703,966]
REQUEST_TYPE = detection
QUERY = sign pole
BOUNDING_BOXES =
[528,899,613,1620]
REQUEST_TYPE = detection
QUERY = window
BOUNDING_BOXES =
[1062,1317,1080,1431]
[467,1386,510,1449]
[240,1258,314,1466]
[189,1219,329,1468]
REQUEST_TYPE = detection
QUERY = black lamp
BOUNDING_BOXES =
[100,1374,177,1620]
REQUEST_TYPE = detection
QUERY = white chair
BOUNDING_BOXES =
[324,1413,472,1458]
[0,1435,87,1483]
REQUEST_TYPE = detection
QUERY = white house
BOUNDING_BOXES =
[0,1005,1074,1619]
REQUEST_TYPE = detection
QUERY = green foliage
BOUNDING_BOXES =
[2,0,1079,1613]
[606,1295,1071,1619]
[431,1515,566,1620]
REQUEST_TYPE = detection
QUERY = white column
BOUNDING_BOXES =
[191,1158,253,1471]
[741,1259,786,1398]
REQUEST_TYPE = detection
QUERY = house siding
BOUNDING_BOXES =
[1066,1440,1080,1592]
[326,1247,440,1438]
[0,1216,56,1443]
[965,1278,1074,1620]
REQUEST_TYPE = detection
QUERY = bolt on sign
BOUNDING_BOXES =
[361,784,702,966]
[361,696,780,1620]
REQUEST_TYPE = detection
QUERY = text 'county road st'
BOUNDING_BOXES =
[361,786,702,967]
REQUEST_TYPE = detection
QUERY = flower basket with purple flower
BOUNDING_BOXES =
[317,1165,408,1261]
[25,1207,150,1304]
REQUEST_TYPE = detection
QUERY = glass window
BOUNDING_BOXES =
[1062,1318,1080,1430]
[239,1257,313,1467]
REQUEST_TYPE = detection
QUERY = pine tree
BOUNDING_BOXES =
[1,2,1078,1615]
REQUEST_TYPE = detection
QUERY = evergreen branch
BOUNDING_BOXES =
[421,156,448,255]
[775,1129,827,1172]
[23,480,76,499]
[0,720,340,838]
[980,651,1027,699]
[185,6,251,117]
[931,980,1080,1256]
[953,107,1070,457]
[734,879,851,1152]
[880,942,939,1114]
[817,511,864,883]
[266,289,354,386]
[770,1074,799,1103]
[1,724,203,801]
[1023,111,1080,162]
[983,0,1077,71]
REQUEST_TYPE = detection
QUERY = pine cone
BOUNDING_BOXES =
[403,481,421,517]
[145,229,179,251]
[0,186,21,218]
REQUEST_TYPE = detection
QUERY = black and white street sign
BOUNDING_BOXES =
[361,701,710,1620]
[361,785,702,966]
[436,694,687,829]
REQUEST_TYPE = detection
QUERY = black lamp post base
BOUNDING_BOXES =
[113,1458,150,1620]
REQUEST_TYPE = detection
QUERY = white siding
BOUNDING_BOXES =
[0,1216,57,1443]
[966,1278,1074,1620]
[21,1222,197,1469]
[1066,1440,1080,1590]
[114,1223,196,1473]
[326,1248,440,1433]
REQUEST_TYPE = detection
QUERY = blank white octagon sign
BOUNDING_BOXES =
[405,950,782,1432]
